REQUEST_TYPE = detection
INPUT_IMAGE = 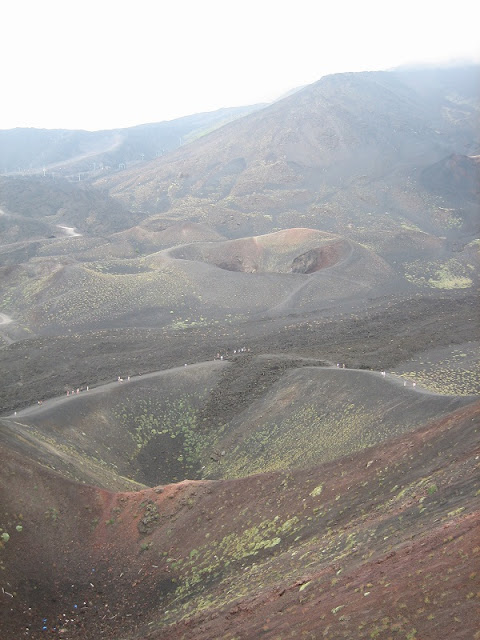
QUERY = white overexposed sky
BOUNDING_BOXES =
[1,0,478,131]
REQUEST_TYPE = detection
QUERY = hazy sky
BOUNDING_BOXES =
[2,0,478,131]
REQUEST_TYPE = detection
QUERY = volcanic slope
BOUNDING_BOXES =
[0,175,141,241]
[0,379,478,640]
[0,285,477,415]
[99,66,479,248]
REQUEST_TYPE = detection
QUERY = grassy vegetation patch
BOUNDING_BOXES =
[405,258,473,289]
[167,515,301,608]
[394,346,480,395]
[212,402,409,479]
[112,394,214,483]
[1,259,195,329]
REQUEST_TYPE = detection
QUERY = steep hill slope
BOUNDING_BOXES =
[1,396,478,640]
[99,66,479,245]
[0,175,140,239]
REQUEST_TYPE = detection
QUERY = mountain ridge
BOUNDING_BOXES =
[0,104,265,178]
[96,65,479,246]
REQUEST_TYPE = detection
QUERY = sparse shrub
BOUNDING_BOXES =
[310,484,324,497]
[45,507,59,523]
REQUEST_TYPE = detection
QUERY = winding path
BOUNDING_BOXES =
[57,224,82,237]
[0,313,14,345]
[4,360,228,419]
[0,313,13,326]
[3,354,473,420]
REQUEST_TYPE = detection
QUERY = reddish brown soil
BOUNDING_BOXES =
[168,229,350,274]
[157,516,479,640]
[1,401,478,639]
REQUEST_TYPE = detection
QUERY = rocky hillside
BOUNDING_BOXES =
[99,66,479,243]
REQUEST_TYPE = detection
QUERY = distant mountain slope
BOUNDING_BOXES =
[99,66,479,243]
[420,153,480,232]
[0,175,140,238]
[0,104,264,178]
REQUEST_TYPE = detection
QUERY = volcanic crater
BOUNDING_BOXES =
[168,228,350,274]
